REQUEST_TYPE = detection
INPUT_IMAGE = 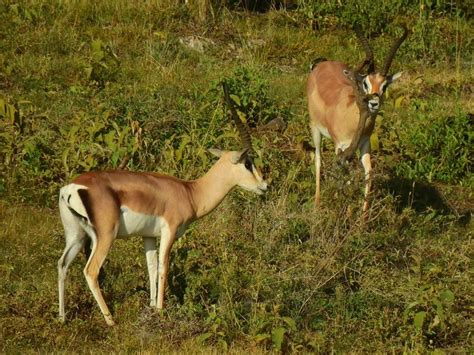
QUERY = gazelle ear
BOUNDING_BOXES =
[230,148,249,164]
[343,69,355,82]
[388,71,403,83]
[208,148,224,158]
[343,69,365,86]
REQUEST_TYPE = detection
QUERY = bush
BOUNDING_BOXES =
[394,108,472,186]
[296,0,470,62]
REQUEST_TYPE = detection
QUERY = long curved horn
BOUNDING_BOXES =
[381,26,408,76]
[222,82,252,150]
[354,26,375,75]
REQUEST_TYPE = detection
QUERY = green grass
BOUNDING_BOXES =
[0,1,473,352]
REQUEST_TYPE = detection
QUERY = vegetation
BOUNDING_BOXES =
[0,0,472,352]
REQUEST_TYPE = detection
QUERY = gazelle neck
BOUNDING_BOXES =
[190,158,236,219]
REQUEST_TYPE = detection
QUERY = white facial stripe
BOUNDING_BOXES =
[363,77,372,94]
[252,165,264,183]
[379,80,388,94]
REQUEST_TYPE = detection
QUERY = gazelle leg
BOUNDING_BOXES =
[157,225,175,309]
[58,201,87,322]
[58,232,86,322]
[360,139,372,213]
[84,237,107,287]
[83,229,116,326]
[143,237,158,307]
[310,125,322,206]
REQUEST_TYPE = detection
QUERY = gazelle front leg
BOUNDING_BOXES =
[311,125,322,206]
[157,224,176,309]
[143,237,158,307]
[360,138,372,213]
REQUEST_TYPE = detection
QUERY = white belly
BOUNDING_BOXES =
[117,206,166,238]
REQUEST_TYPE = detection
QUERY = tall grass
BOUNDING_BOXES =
[0,1,472,352]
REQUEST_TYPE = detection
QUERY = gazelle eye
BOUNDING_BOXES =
[244,159,253,171]
[363,80,369,92]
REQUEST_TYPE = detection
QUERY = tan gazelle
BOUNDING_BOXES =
[57,83,267,326]
[307,27,408,212]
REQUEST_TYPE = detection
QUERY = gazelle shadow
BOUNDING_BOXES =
[379,176,471,226]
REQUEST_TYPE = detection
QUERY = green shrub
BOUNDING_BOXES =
[219,66,290,128]
[394,107,472,186]
[296,0,470,62]
[0,95,141,204]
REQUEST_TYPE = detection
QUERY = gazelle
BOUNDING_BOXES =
[307,27,408,212]
[57,83,267,326]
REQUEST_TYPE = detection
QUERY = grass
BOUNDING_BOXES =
[0,1,473,352]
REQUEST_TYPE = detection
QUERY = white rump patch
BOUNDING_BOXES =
[59,183,90,222]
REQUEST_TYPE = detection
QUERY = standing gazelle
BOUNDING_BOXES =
[57,83,267,326]
[307,27,408,212]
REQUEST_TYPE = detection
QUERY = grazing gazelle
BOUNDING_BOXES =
[57,83,267,326]
[307,27,408,212]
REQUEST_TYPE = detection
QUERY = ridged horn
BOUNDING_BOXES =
[222,82,252,151]
[354,26,375,75]
[381,26,408,76]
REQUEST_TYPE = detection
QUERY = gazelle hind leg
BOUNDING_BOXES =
[83,227,117,326]
[310,125,322,206]
[143,237,158,307]
[84,237,107,287]
[58,232,86,322]
[58,201,87,322]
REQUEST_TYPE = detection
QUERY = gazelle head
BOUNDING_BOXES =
[207,82,268,195]
[351,26,408,113]
[209,148,267,195]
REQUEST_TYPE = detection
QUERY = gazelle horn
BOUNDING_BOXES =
[381,26,408,76]
[222,82,253,151]
[354,26,375,75]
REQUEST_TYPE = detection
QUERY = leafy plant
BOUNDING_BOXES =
[219,66,290,128]
[197,305,229,350]
[394,107,472,186]
[296,0,469,62]
[61,109,142,177]
[85,39,120,88]
[404,285,455,344]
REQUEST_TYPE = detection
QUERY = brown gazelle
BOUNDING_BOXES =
[57,83,267,326]
[307,27,408,212]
